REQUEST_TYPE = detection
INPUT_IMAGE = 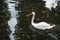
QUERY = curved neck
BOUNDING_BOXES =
[31,14,35,24]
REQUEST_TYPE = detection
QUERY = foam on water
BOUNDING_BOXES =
[43,0,60,10]
[8,18,17,40]
[5,0,18,40]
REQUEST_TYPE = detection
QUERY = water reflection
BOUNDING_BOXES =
[8,18,17,40]
[6,0,18,40]
[43,0,60,10]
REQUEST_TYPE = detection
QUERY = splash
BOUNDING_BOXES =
[8,18,17,40]
[43,0,59,10]
[5,0,18,40]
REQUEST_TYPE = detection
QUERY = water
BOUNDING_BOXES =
[43,0,60,10]
[5,0,18,40]
[1,0,60,40]
[8,18,17,40]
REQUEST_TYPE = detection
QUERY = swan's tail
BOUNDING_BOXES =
[46,25,56,29]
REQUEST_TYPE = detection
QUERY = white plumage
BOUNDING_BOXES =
[27,12,55,30]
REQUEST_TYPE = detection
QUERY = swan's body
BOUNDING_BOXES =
[31,12,55,30]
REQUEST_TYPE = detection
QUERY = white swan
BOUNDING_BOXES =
[26,12,55,30]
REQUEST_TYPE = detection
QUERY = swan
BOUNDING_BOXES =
[26,12,55,30]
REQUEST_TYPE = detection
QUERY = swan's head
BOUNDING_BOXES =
[26,12,35,17]
[32,12,35,15]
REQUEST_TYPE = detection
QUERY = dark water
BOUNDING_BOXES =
[0,0,60,40]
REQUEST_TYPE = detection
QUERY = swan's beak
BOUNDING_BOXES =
[26,13,32,17]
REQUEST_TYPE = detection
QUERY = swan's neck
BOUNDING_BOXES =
[31,14,35,25]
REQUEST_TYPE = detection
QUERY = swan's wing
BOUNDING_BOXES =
[46,25,55,29]
[33,22,54,30]
[34,24,47,30]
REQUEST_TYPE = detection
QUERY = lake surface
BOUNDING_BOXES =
[0,0,60,40]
